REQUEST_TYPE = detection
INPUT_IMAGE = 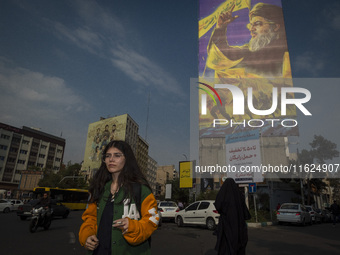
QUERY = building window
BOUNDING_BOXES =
[17,160,26,164]
[12,137,21,143]
[8,157,16,163]
[0,156,5,161]
[10,147,18,153]
[41,145,47,149]
[38,154,45,159]
[20,149,28,154]
[22,140,30,145]
[0,145,8,150]
[1,134,10,140]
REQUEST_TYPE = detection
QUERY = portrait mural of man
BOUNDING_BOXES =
[200,0,291,79]
[198,0,297,137]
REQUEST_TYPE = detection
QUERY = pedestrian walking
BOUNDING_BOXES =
[79,140,159,254]
[214,178,251,255]
[330,200,340,226]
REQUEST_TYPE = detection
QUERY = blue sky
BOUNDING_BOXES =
[0,0,339,167]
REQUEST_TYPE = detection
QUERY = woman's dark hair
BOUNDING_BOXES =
[89,140,150,203]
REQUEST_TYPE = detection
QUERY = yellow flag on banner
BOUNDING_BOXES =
[199,0,251,38]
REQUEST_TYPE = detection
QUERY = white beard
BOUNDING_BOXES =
[249,30,278,52]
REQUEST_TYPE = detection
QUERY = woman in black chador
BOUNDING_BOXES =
[214,178,251,255]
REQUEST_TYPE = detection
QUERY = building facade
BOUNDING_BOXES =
[155,165,176,199]
[82,114,153,181]
[147,156,157,193]
[0,122,65,192]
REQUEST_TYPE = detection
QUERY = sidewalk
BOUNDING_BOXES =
[247,221,276,228]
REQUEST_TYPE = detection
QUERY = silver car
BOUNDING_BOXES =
[277,203,312,226]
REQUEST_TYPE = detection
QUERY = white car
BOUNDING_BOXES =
[157,201,179,220]
[277,203,312,226]
[305,205,322,223]
[0,199,24,213]
[175,200,219,230]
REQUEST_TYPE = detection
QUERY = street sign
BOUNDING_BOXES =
[249,183,256,193]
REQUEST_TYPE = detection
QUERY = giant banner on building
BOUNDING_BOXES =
[198,0,298,137]
[82,115,129,176]
[225,130,263,183]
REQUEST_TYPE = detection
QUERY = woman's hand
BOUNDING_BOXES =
[85,235,99,250]
[113,217,129,234]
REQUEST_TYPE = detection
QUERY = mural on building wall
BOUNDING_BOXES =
[198,0,298,137]
[83,115,128,173]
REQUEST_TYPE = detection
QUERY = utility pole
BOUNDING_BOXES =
[145,92,150,142]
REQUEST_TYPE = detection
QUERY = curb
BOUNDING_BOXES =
[247,221,277,228]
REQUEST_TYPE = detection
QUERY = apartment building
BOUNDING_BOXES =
[0,122,65,190]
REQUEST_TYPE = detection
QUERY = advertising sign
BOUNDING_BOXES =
[179,161,193,188]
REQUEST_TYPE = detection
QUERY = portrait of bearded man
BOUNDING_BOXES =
[205,2,291,78]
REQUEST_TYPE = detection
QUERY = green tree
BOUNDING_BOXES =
[196,190,219,201]
[167,178,190,204]
[298,135,339,205]
[38,169,61,187]
[310,135,339,164]
[38,162,88,189]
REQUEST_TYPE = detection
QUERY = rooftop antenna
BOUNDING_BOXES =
[145,91,150,141]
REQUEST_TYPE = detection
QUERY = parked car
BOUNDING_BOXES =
[277,203,312,226]
[0,199,13,213]
[17,199,70,220]
[0,199,24,213]
[305,205,322,223]
[157,201,179,221]
[6,199,24,211]
[175,200,219,230]
[320,209,332,223]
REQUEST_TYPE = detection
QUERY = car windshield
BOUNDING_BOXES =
[281,204,298,210]
[160,202,177,207]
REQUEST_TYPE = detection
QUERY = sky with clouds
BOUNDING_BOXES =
[0,0,339,168]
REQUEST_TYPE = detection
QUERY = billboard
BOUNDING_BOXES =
[225,130,263,183]
[198,0,297,137]
[179,161,193,188]
[82,115,129,175]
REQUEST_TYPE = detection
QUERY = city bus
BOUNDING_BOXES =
[33,187,89,210]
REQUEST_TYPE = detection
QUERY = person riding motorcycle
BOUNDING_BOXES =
[35,192,52,219]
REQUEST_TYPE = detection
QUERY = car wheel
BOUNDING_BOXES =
[29,218,38,233]
[177,216,183,227]
[44,219,52,230]
[20,216,28,221]
[206,217,216,230]
[3,207,10,213]
[301,218,306,226]
[62,211,69,219]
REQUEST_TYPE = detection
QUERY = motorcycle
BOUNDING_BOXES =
[29,207,53,233]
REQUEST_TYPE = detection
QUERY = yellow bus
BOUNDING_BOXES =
[33,187,89,210]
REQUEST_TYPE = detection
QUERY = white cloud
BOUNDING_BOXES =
[0,59,90,125]
[50,0,183,97]
[54,22,103,55]
[294,52,324,75]
[111,45,183,96]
